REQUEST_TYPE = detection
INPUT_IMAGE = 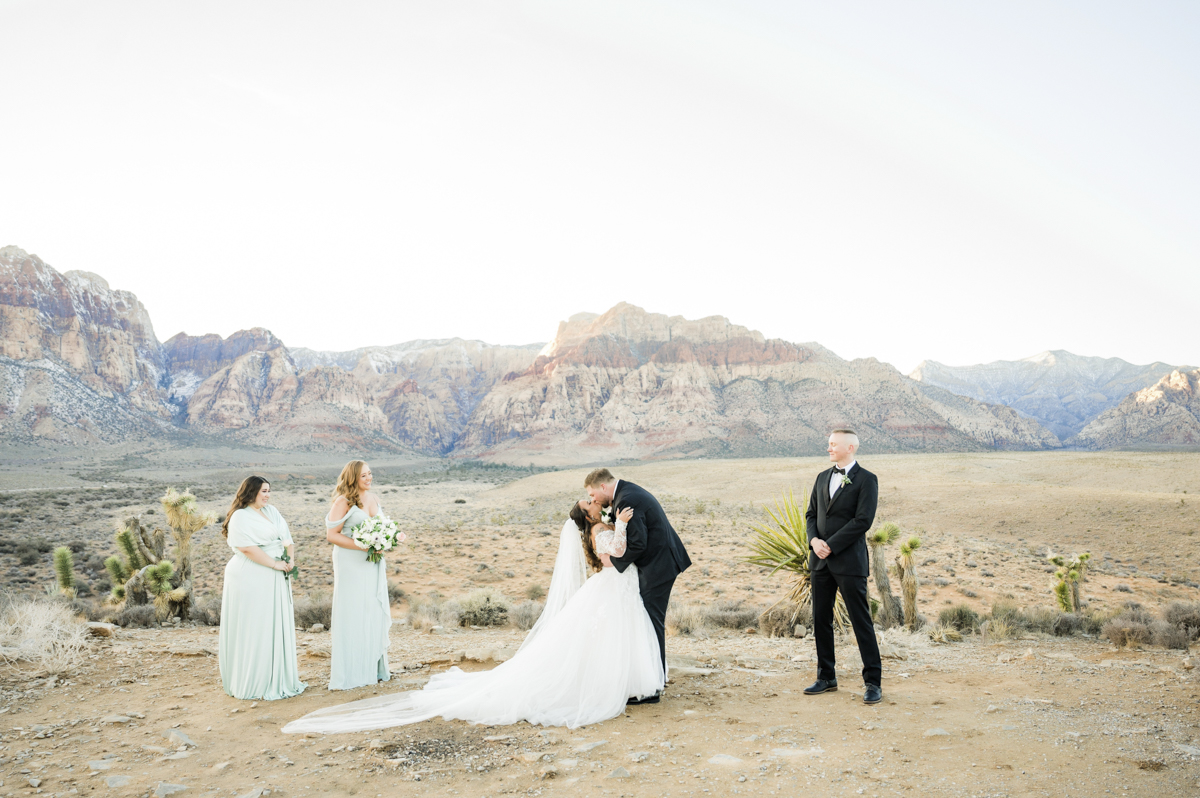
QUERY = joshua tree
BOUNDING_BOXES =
[867,522,902,629]
[1048,551,1091,613]
[52,546,76,597]
[896,535,922,631]
[746,489,848,632]
[108,488,215,621]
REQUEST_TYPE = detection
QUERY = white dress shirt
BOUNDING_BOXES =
[829,460,856,500]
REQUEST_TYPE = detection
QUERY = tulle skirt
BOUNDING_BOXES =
[282,565,663,733]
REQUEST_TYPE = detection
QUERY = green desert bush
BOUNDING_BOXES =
[938,604,980,632]
[512,600,543,631]
[458,588,511,627]
[293,595,334,631]
[1052,612,1082,637]
[989,599,1023,625]
[525,584,546,601]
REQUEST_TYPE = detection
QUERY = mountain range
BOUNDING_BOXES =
[2,245,1196,462]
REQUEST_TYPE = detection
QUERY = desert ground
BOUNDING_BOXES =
[1,447,1199,797]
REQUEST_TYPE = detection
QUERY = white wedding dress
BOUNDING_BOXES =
[281,518,664,733]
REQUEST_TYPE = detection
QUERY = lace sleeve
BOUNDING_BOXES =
[594,519,628,557]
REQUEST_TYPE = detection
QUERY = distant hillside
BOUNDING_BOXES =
[910,350,1189,440]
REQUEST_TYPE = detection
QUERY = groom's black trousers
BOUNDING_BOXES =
[811,567,882,687]
[641,576,675,677]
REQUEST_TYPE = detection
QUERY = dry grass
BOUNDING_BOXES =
[512,600,543,630]
[0,594,91,676]
[408,595,462,631]
[293,595,334,631]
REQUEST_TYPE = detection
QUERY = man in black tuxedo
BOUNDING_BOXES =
[586,468,691,704]
[803,428,883,705]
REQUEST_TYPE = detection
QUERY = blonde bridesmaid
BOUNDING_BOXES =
[326,460,391,690]
[218,476,306,700]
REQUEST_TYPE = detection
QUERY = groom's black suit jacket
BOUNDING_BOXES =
[804,463,879,577]
[609,480,691,590]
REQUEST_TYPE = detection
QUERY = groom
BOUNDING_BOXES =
[585,468,691,704]
[804,428,883,705]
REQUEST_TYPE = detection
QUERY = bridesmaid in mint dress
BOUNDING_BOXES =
[219,476,306,701]
[326,460,391,690]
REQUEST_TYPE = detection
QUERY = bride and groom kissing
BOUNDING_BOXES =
[284,436,879,734]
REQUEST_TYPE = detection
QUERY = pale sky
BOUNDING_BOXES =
[2,0,1197,373]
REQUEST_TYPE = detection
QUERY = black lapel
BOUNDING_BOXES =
[826,463,857,512]
[817,469,831,513]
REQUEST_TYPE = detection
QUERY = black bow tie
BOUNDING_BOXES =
[832,466,846,475]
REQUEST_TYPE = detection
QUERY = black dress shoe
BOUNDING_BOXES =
[627,693,661,705]
[803,679,837,695]
[863,684,882,704]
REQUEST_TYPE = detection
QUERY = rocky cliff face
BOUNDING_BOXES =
[909,350,1188,440]
[6,248,1153,458]
[1071,369,1200,448]
[458,304,1060,463]
[0,246,173,442]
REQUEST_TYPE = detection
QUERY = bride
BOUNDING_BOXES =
[282,500,664,733]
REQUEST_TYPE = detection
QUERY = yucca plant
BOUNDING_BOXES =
[867,522,902,629]
[108,488,216,621]
[1047,551,1091,613]
[52,546,76,597]
[745,489,848,632]
[897,535,922,630]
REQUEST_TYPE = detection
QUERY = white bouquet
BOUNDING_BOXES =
[350,515,406,564]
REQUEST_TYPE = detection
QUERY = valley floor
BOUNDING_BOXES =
[1,624,1198,798]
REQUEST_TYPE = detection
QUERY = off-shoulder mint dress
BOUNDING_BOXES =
[219,505,306,700]
[328,504,391,690]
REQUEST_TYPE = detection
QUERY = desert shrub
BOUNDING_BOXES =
[989,599,1023,625]
[1119,601,1155,625]
[939,604,980,632]
[525,584,546,601]
[667,602,709,636]
[0,595,91,675]
[512,600,543,631]
[1163,601,1200,640]
[109,604,157,628]
[1113,583,1133,593]
[1103,616,1151,648]
[927,623,962,643]
[705,600,759,630]
[458,588,510,627]
[1052,612,1082,637]
[55,596,105,621]
[1022,606,1060,634]
[387,582,406,605]
[757,602,801,637]
[408,595,461,630]
[981,618,1015,640]
[191,595,222,626]
[293,595,334,631]
[1080,607,1115,636]
[1151,620,1191,649]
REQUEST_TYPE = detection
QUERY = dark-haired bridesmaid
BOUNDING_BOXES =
[218,476,306,700]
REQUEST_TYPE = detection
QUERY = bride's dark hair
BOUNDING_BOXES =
[569,502,604,573]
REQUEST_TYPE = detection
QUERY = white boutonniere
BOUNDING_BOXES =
[601,507,613,524]
[839,474,852,488]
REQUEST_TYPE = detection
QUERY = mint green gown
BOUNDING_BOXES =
[328,504,391,690]
[219,505,306,700]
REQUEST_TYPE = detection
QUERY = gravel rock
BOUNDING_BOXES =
[923,728,951,737]
[708,754,743,765]
[165,729,196,747]
[308,623,325,633]
[154,783,190,797]
[89,759,115,770]
[574,740,607,753]
[106,775,131,788]
[607,767,631,778]
[86,622,118,637]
